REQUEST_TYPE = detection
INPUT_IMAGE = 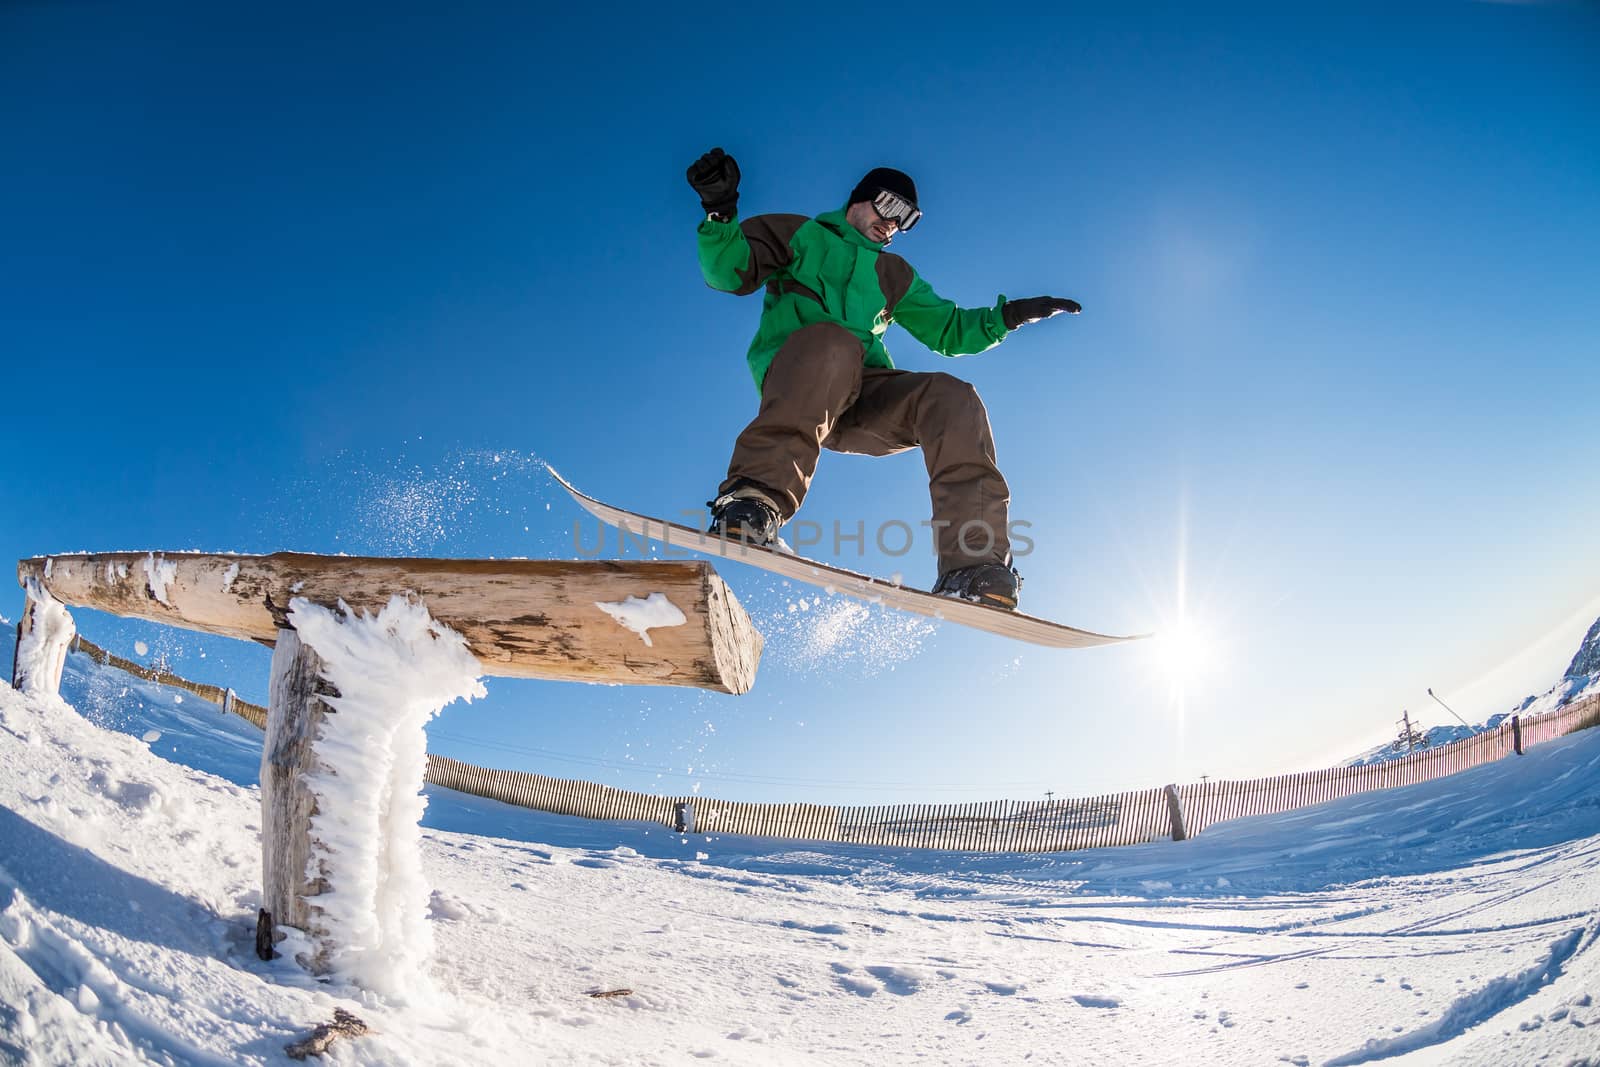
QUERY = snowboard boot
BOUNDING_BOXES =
[707,486,783,546]
[933,562,1023,610]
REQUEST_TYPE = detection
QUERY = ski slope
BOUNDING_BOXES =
[1,639,1597,1065]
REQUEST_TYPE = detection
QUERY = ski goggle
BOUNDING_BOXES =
[871,189,922,232]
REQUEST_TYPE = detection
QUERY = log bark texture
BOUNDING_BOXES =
[17,552,761,694]
[261,627,334,970]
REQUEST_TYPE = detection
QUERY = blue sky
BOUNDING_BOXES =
[4,3,1598,804]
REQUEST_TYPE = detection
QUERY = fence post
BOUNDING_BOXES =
[1163,783,1188,842]
[222,687,236,718]
[1512,714,1523,755]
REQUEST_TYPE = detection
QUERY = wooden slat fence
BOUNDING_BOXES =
[72,634,269,729]
[59,635,1599,854]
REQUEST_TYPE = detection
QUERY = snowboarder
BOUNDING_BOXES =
[688,147,1080,610]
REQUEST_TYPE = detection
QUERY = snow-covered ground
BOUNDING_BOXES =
[2,643,1598,1065]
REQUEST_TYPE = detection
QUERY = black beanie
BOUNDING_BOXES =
[848,167,918,208]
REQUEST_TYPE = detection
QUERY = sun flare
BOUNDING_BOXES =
[1156,618,1221,685]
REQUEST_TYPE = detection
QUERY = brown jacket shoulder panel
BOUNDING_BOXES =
[876,252,916,315]
[723,214,809,295]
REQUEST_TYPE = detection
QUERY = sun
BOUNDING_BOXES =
[1154,616,1222,687]
[1133,490,1232,712]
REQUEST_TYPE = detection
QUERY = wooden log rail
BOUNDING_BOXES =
[16,551,762,694]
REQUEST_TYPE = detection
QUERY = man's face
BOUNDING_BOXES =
[846,199,899,245]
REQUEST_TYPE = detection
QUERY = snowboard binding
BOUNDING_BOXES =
[933,562,1023,611]
[707,488,783,546]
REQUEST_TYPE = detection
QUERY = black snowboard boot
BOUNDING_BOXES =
[933,562,1023,610]
[707,487,782,546]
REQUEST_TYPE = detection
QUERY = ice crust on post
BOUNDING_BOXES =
[287,594,486,1000]
[15,578,76,697]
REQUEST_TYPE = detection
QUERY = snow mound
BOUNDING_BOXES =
[3,623,1599,1064]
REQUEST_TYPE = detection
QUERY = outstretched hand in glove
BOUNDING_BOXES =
[687,147,741,220]
[1002,296,1082,330]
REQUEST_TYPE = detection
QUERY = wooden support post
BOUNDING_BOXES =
[9,597,22,690]
[260,626,336,971]
[1512,714,1523,755]
[13,581,75,697]
[1164,783,1188,842]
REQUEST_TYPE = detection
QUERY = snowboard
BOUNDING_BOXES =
[550,467,1148,650]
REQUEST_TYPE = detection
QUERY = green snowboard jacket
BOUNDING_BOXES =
[697,207,1013,390]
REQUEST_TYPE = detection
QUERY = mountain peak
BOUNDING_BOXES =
[1566,616,1600,680]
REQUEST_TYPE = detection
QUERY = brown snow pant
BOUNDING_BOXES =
[720,322,1012,576]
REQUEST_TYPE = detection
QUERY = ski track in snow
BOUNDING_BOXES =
[0,635,1598,1064]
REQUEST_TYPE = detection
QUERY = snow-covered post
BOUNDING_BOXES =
[259,594,485,996]
[13,576,76,697]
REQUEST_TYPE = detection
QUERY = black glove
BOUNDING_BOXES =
[1002,296,1082,330]
[686,147,741,219]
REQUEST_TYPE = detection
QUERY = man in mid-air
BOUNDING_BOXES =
[688,147,1080,610]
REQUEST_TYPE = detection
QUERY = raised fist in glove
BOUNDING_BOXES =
[687,147,741,219]
[1002,296,1082,330]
